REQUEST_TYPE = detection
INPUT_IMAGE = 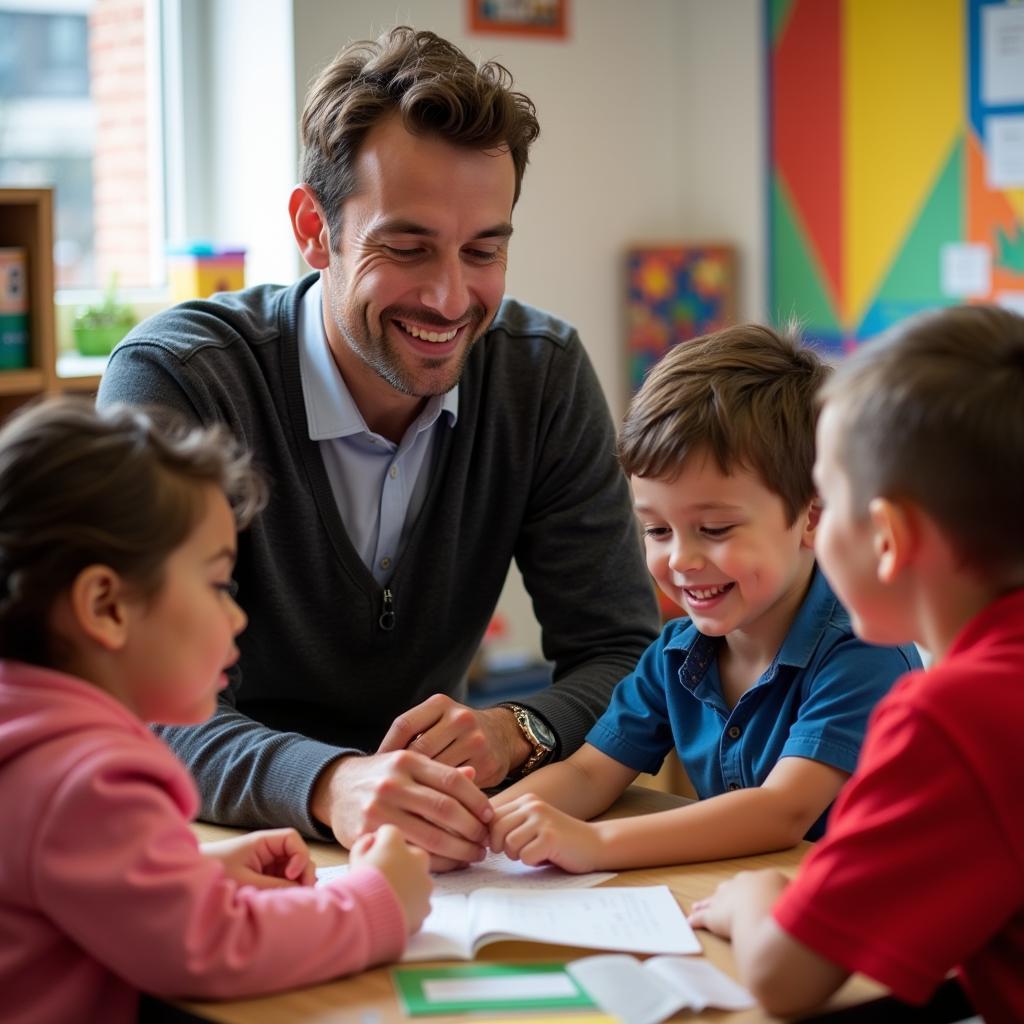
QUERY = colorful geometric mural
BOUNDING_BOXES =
[769,0,1024,352]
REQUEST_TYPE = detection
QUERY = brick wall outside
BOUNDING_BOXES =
[89,0,155,289]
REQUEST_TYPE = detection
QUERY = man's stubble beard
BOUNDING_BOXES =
[329,289,490,398]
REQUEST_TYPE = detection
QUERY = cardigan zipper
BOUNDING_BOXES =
[379,588,396,631]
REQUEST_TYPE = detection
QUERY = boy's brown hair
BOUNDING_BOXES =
[0,398,266,669]
[618,323,829,525]
[819,303,1024,576]
[301,26,540,247]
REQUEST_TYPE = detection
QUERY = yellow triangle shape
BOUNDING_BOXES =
[843,0,963,327]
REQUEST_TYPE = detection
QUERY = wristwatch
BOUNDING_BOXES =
[499,703,556,778]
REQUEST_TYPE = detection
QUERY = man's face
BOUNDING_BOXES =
[321,113,515,414]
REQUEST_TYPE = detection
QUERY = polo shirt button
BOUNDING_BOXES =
[728,783,740,791]
[727,725,742,739]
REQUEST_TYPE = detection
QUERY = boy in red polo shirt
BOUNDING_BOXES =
[689,304,1024,1023]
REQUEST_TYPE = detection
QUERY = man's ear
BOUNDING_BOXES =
[68,565,131,651]
[868,497,915,584]
[800,497,823,548]
[288,184,331,270]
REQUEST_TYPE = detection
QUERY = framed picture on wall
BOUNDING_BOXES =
[468,0,569,39]
[625,243,737,396]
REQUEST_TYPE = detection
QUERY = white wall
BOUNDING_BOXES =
[220,0,766,660]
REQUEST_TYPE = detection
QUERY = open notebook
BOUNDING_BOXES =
[401,885,701,963]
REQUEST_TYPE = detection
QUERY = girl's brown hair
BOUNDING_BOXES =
[0,398,265,668]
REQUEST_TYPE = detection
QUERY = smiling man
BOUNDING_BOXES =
[97,27,658,868]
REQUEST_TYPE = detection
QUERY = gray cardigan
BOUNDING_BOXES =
[97,275,659,835]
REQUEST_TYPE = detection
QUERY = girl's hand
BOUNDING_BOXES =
[201,827,316,889]
[349,824,433,934]
[488,794,604,873]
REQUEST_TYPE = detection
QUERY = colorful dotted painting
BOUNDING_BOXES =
[626,245,736,395]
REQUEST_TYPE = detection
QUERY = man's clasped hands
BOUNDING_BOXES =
[210,695,602,935]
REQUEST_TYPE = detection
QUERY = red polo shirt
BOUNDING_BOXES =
[774,588,1024,1024]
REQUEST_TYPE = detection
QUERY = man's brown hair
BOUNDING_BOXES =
[300,26,540,246]
[820,303,1024,575]
[0,398,266,669]
[618,323,829,525]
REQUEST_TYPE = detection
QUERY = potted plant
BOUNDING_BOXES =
[73,275,135,356]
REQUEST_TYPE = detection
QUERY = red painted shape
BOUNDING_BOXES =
[773,0,842,306]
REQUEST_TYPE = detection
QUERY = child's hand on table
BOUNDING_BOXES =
[688,868,790,937]
[350,824,433,934]
[488,793,605,873]
[201,827,317,889]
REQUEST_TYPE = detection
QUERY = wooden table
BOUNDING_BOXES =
[176,787,884,1023]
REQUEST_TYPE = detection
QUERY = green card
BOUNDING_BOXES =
[392,962,596,1015]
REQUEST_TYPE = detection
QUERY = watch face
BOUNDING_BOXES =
[525,709,556,750]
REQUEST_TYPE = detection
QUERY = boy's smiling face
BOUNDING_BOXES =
[632,448,817,653]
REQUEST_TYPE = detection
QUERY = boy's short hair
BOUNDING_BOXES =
[0,398,266,668]
[820,303,1024,576]
[618,323,829,524]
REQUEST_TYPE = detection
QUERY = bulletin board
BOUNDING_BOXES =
[768,0,1024,353]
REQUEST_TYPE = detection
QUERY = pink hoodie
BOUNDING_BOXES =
[0,661,407,1023]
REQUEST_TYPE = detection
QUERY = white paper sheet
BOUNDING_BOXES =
[316,849,615,896]
[987,114,1024,188]
[941,242,991,297]
[982,4,1024,106]
[567,953,754,1024]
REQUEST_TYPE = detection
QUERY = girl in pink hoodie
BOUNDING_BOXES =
[0,399,432,1023]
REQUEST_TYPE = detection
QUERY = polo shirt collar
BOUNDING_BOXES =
[664,563,837,689]
[298,277,459,442]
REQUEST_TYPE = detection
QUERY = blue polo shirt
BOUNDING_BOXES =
[586,566,921,838]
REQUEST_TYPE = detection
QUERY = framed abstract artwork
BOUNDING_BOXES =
[468,0,569,39]
[625,244,737,396]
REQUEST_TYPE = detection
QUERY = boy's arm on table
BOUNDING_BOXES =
[495,755,846,871]
[689,870,850,1017]
[589,755,846,867]
[493,742,640,819]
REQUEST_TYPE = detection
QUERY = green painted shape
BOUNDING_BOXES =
[872,137,964,306]
[996,225,1024,274]
[771,174,839,332]
[770,0,797,45]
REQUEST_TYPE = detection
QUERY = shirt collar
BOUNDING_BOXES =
[297,277,459,442]
[663,563,838,673]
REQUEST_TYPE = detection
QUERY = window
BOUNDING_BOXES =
[0,0,164,292]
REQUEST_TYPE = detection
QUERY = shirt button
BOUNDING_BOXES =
[728,783,740,791]
[389,465,398,479]
[727,725,742,739]
[380,557,391,570]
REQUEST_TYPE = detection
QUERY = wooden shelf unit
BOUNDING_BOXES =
[0,187,95,418]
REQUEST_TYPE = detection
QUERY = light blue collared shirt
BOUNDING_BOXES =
[297,279,459,585]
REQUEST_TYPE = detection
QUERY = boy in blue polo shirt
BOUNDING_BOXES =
[489,324,920,871]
